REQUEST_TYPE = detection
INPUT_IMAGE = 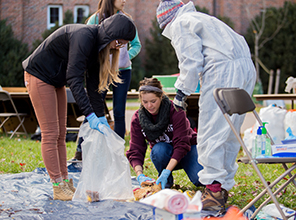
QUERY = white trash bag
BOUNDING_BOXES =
[72,122,134,202]
[255,105,287,144]
[284,110,296,139]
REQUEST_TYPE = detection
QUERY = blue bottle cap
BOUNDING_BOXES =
[257,126,262,135]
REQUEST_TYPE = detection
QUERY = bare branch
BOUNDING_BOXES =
[258,5,288,49]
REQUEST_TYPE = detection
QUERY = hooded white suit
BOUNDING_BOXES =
[162,1,256,190]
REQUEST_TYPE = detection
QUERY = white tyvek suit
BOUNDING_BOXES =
[162,2,256,191]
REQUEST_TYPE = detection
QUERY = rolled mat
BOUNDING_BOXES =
[140,189,188,214]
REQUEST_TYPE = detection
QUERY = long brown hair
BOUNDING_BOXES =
[98,44,121,91]
[85,0,132,24]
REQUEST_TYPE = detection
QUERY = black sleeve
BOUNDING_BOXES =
[86,61,105,117]
[66,28,104,117]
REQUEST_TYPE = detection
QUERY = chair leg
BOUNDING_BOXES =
[282,163,296,187]
[222,114,288,220]
[251,173,296,218]
[9,117,26,139]
[241,164,296,214]
[0,117,11,136]
[249,161,288,220]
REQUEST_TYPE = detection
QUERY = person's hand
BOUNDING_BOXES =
[137,174,153,186]
[156,169,171,189]
[86,113,110,133]
[173,90,188,111]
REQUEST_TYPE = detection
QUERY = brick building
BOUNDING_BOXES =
[1,0,295,60]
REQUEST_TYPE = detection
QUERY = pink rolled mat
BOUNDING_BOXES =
[164,191,189,214]
[140,189,188,214]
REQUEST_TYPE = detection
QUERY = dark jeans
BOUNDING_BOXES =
[150,142,203,188]
[101,69,131,139]
[75,69,131,154]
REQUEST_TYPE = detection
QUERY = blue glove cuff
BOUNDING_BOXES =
[137,173,145,182]
[162,169,171,178]
[86,112,95,120]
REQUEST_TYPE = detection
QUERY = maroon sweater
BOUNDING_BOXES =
[126,101,197,169]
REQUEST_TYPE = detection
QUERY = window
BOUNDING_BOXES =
[47,5,63,29]
[74,5,89,23]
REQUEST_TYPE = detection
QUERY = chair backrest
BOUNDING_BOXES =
[66,88,76,104]
[0,90,12,102]
[213,88,256,116]
[0,90,20,114]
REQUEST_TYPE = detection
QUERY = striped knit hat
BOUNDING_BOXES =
[156,0,184,29]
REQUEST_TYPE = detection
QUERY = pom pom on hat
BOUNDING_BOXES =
[156,0,184,29]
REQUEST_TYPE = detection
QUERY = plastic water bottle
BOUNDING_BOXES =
[253,126,262,158]
[262,122,272,156]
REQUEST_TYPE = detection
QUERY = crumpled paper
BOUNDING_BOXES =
[285,76,296,93]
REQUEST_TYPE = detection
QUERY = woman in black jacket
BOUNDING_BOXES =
[22,14,136,201]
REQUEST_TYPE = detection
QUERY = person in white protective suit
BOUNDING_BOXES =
[156,0,256,212]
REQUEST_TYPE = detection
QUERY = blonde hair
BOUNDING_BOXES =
[98,44,121,91]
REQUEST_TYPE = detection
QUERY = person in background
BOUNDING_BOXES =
[156,0,256,211]
[72,0,141,161]
[126,78,203,189]
[22,14,136,201]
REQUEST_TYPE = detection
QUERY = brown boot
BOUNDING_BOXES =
[53,182,74,201]
[74,151,82,161]
[222,189,228,204]
[201,188,227,211]
[65,179,76,193]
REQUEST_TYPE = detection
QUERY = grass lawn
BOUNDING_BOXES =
[0,133,295,211]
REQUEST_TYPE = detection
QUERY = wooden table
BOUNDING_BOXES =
[2,88,201,133]
[253,94,296,109]
[105,91,200,100]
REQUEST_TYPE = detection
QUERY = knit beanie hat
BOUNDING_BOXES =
[156,0,184,29]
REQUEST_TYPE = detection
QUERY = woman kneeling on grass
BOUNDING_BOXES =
[126,77,203,189]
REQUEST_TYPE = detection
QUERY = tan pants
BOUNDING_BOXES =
[24,71,68,183]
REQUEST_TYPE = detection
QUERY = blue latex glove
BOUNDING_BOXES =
[173,90,188,111]
[137,174,153,186]
[285,127,296,140]
[156,169,171,189]
[86,113,110,133]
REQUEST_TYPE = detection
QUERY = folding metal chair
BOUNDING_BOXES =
[0,90,28,138]
[213,88,296,220]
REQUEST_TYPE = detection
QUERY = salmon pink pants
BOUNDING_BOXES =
[24,71,68,183]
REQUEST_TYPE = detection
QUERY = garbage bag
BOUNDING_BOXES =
[284,109,296,139]
[72,122,134,202]
[256,105,287,144]
[256,203,296,220]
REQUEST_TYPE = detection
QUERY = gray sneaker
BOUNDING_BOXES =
[201,188,228,211]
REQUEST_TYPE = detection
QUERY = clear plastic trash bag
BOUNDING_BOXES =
[72,122,134,202]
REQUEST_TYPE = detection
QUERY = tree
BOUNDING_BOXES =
[244,2,296,93]
[0,20,29,86]
[129,56,145,89]
[144,18,179,78]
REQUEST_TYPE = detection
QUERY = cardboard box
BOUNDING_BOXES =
[271,144,296,157]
